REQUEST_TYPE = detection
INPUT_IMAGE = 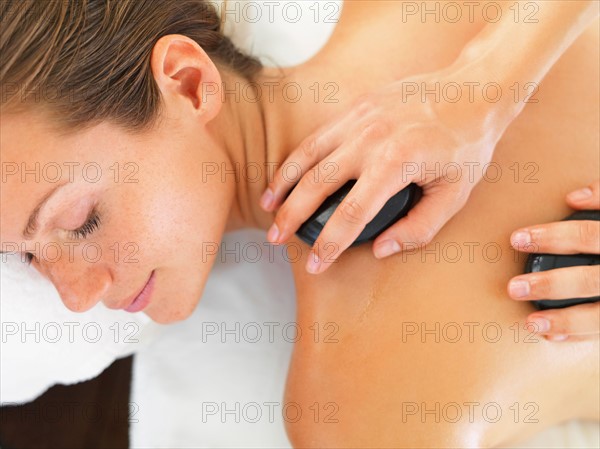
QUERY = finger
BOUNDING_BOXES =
[260,112,357,212]
[267,151,353,244]
[372,183,470,258]
[566,179,600,210]
[508,265,600,301]
[525,302,599,338]
[306,174,405,274]
[510,220,600,254]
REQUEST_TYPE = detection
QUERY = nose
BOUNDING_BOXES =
[34,257,112,313]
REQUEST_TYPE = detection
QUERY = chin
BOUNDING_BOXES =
[144,282,204,324]
[140,262,212,324]
[145,300,198,324]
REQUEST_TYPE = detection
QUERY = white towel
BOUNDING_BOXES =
[0,254,163,405]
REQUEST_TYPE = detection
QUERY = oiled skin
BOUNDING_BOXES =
[260,2,600,447]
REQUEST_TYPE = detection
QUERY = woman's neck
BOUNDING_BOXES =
[212,68,294,234]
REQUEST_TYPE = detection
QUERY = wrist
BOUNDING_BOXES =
[430,68,516,146]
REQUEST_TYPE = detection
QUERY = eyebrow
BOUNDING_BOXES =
[0,183,68,254]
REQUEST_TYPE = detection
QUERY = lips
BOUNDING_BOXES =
[121,270,156,313]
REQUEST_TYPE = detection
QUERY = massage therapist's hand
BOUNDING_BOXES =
[259,1,599,275]
[260,72,502,274]
[508,181,600,342]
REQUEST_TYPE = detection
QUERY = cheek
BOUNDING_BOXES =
[139,165,235,323]
[131,157,235,265]
[173,172,234,256]
[111,137,235,322]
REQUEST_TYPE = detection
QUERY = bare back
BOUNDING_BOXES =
[268,1,600,448]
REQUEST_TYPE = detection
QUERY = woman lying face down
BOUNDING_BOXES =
[1,1,598,447]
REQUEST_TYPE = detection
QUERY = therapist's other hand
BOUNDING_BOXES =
[260,74,502,274]
[508,180,600,341]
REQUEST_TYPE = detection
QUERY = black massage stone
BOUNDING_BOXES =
[295,180,420,247]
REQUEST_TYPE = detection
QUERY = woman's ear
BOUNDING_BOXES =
[151,34,223,123]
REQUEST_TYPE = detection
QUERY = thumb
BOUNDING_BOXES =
[372,183,470,258]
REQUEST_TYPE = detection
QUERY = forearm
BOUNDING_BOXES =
[444,1,599,133]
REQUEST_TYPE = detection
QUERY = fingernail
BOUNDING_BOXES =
[374,240,401,259]
[267,223,279,243]
[546,334,568,342]
[306,252,321,274]
[511,230,531,247]
[260,188,275,210]
[527,317,550,333]
[567,187,592,202]
[509,279,530,298]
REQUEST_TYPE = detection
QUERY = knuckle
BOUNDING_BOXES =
[355,97,374,117]
[314,237,341,262]
[299,167,320,189]
[275,205,292,228]
[532,274,552,298]
[360,120,390,141]
[578,220,599,249]
[417,224,437,245]
[379,143,402,167]
[403,221,436,246]
[582,267,600,295]
[300,137,319,160]
[336,197,366,226]
[278,162,302,184]
[552,312,571,335]
[272,168,285,186]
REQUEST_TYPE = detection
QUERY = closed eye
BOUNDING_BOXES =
[23,208,102,266]
[68,208,101,240]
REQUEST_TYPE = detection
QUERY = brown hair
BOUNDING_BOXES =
[0,0,263,133]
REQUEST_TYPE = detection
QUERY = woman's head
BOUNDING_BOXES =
[0,0,267,323]
[1,0,262,131]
